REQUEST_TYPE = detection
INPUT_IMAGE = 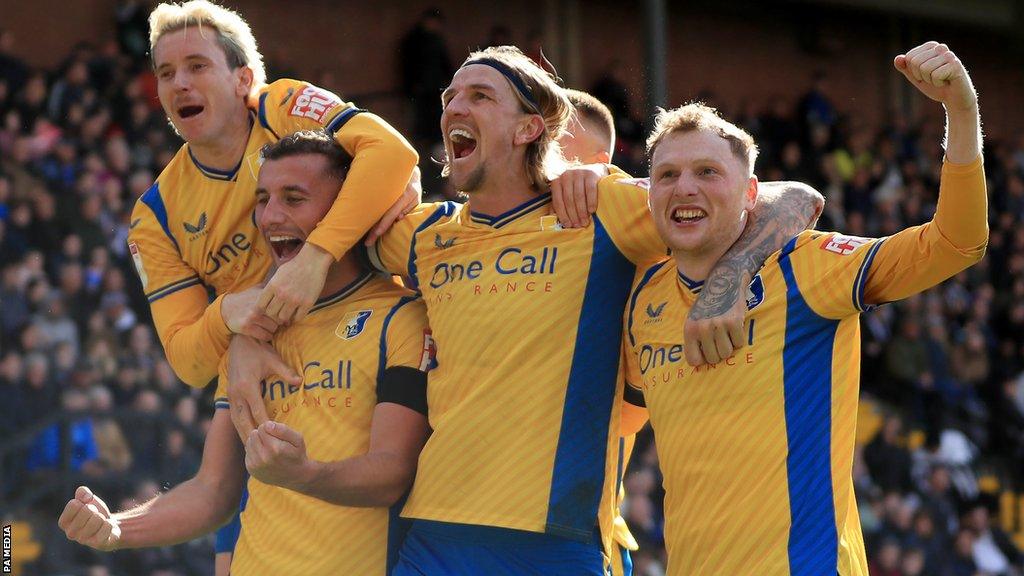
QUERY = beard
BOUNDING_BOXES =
[452,162,486,193]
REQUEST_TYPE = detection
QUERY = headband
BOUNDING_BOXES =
[466,58,540,112]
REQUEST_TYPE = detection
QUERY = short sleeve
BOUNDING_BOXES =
[594,174,667,267]
[214,356,229,410]
[383,298,433,371]
[368,202,460,282]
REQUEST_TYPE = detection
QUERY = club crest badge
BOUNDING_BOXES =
[336,310,372,340]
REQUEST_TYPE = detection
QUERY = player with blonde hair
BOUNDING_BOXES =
[240,45,818,574]
[622,42,986,575]
[118,0,417,571]
[129,0,416,419]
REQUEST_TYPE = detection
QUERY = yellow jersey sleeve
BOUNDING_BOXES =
[863,157,988,306]
[383,297,433,371]
[255,79,418,260]
[784,230,885,319]
[368,202,460,277]
[594,173,666,267]
[128,197,231,387]
[620,346,649,436]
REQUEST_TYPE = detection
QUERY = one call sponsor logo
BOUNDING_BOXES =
[261,359,358,416]
[428,246,559,293]
[205,233,253,276]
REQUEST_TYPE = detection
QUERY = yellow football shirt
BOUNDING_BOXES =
[214,273,430,575]
[128,78,417,386]
[368,173,665,554]
[623,160,986,576]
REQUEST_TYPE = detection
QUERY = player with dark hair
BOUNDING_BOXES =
[59,130,432,575]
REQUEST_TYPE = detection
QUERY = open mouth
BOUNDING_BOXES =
[671,207,707,224]
[449,128,477,160]
[268,235,304,261]
[178,105,204,119]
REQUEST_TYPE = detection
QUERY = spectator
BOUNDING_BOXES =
[0,29,29,90]
[919,464,961,541]
[0,351,26,437]
[32,291,79,356]
[398,8,452,148]
[864,415,914,494]
[948,529,981,576]
[0,264,30,338]
[868,537,902,576]
[963,502,1024,576]
[908,510,948,575]
[901,547,927,576]
[25,389,100,475]
[158,428,199,487]
[87,385,132,473]
[797,70,837,135]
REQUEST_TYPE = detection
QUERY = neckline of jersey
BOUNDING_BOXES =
[468,192,552,228]
[186,113,256,182]
[677,269,704,294]
[309,272,375,314]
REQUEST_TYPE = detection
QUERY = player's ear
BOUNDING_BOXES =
[514,115,545,146]
[593,150,611,164]
[236,66,254,98]
[745,176,758,210]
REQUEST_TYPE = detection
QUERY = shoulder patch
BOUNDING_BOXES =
[419,329,437,371]
[288,85,343,124]
[128,241,148,289]
[820,234,871,256]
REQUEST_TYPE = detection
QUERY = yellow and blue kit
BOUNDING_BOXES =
[128,78,417,386]
[623,158,987,576]
[213,272,431,575]
[368,173,665,569]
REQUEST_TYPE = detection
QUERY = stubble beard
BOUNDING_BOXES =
[455,163,486,194]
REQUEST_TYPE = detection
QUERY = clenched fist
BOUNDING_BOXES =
[57,486,121,552]
[894,41,976,112]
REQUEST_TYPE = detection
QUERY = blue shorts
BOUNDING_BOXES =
[214,510,241,554]
[392,520,605,576]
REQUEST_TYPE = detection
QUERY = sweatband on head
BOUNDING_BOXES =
[465,57,540,112]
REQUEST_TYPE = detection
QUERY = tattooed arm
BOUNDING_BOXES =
[683,181,824,366]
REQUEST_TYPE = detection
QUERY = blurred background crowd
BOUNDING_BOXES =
[1,1,1024,575]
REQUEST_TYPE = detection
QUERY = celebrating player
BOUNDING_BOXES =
[58,130,432,575]
[128,0,417,391]
[299,46,816,574]
[622,42,986,575]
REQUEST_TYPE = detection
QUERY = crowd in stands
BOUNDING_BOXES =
[1,6,1023,575]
